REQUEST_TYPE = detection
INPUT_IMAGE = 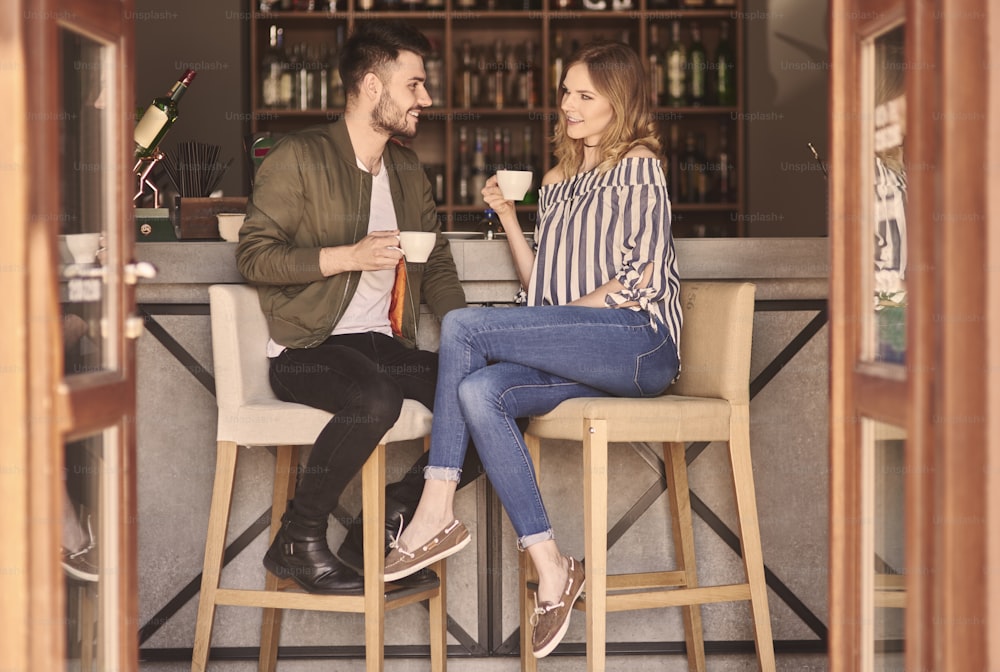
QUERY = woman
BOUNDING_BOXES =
[383,41,682,658]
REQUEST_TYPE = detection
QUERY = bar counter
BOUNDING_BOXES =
[134,237,830,668]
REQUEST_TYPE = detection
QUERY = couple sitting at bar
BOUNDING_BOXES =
[235,20,681,658]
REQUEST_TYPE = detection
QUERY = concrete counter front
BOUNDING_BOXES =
[134,238,829,670]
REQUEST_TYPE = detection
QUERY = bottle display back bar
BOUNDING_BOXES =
[248,1,747,236]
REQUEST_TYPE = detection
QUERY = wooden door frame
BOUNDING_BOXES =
[0,0,33,668]
[829,0,992,669]
[1,0,139,669]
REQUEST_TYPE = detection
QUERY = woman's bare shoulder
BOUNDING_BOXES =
[624,146,659,160]
[541,165,565,186]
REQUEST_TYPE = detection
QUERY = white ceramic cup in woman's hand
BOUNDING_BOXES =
[398,231,436,263]
[496,170,533,201]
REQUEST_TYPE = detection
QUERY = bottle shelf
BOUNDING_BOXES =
[249,0,748,236]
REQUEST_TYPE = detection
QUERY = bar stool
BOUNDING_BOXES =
[519,281,775,672]
[192,284,447,672]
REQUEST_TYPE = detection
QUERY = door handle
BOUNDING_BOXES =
[124,261,157,285]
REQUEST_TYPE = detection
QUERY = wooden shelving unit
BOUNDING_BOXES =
[248,1,745,236]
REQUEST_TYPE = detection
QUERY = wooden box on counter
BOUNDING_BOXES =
[172,196,247,239]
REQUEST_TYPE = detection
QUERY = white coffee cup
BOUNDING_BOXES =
[496,170,534,201]
[398,231,437,263]
[217,213,246,242]
[62,233,102,264]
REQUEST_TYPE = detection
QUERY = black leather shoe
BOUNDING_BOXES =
[336,495,414,573]
[263,508,365,595]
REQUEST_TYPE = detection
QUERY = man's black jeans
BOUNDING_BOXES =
[268,331,483,521]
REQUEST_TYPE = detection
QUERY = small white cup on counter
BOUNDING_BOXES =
[398,231,436,263]
[217,213,246,242]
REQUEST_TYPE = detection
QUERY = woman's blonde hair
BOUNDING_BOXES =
[552,40,662,176]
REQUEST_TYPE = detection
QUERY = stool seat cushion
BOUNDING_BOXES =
[526,395,733,443]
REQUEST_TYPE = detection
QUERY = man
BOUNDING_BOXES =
[236,20,480,594]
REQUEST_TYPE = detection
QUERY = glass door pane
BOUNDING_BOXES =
[59,28,119,377]
[63,428,121,672]
[865,24,907,365]
[862,418,906,670]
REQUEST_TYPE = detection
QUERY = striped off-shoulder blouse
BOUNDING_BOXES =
[529,156,683,352]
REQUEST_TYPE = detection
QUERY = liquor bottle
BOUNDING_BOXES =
[488,39,507,110]
[647,24,665,107]
[667,123,680,201]
[456,0,477,9]
[328,26,346,108]
[648,0,677,8]
[475,45,491,107]
[297,44,322,110]
[287,43,308,110]
[317,45,330,109]
[695,132,709,202]
[687,23,707,106]
[554,0,576,10]
[521,125,538,205]
[551,32,566,106]
[424,40,444,107]
[712,0,736,6]
[502,127,513,168]
[665,21,687,107]
[455,41,475,108]
[680,0,706,6]
[470,128,488,201]
[518,42,539,109]
[261,25,285,108]
[491,126,505,175]
[716,123,734,202]
[582,0,608,11]
[678,130,702,203]
[134,69,196,159]
[457,126,472,205]
[713,21,737,106]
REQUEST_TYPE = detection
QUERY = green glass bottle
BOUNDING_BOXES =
[134,69,196,159]
[665,21,687,107]
[687,23,707,106]
[714,21,737,106]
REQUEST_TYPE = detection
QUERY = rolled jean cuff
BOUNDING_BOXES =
[424,465,461,483]
[516,529,555,551]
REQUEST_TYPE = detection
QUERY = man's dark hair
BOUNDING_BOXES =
[339,20,431,98]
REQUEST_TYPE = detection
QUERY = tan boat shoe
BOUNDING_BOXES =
[530,556,586,658]
[383,518,471,582]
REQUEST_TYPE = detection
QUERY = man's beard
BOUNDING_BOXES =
[372,93,416,139]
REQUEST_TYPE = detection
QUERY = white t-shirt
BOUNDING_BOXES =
[267,156,397,357]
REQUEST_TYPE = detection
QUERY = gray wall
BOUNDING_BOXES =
[745,0,830,236]
[134,0,249,198]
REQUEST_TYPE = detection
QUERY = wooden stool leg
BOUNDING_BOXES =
[728,409,775,672]
[664,441,706,672]
[428,559,447,672]
[520,433,542,672]
[259,445,298,672]
[192,440,239,672]
[583,419,608,672]
[362,443,386,672]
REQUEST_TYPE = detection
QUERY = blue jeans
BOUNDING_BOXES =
[425,305,679,549]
